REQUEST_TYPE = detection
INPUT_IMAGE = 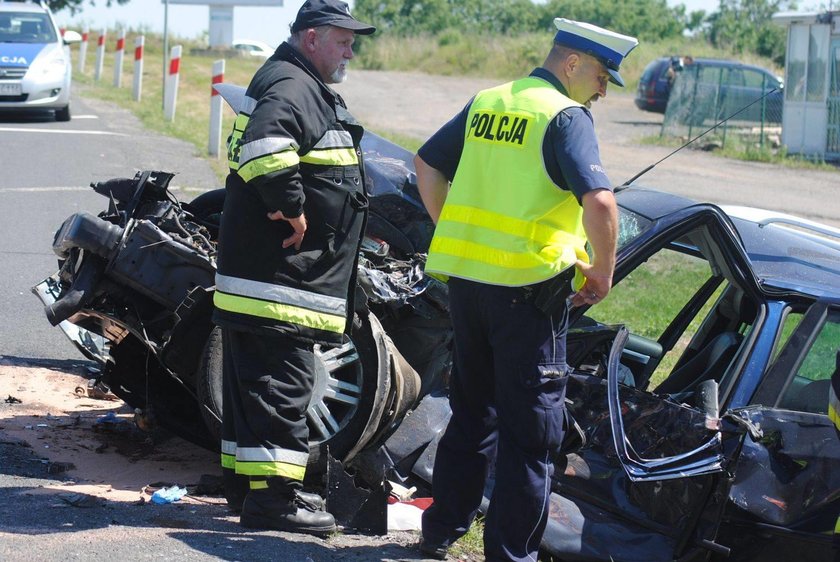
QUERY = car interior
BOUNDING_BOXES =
[580,221,760,412]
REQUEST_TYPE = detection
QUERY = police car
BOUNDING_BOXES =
[0,0,77,121]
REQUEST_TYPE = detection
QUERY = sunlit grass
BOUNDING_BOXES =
[639,133,838,172]
[449,516,485,560]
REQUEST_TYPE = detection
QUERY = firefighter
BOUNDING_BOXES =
[212,0,374,536]
[414,18,638,561]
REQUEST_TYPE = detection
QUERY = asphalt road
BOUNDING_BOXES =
[0,91,219,365]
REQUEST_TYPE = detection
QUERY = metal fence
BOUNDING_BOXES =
[661,63,783,152]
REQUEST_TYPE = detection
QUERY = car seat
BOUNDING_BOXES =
[20,21,41,38]
[783,379,830,414]
[654,331,742,395]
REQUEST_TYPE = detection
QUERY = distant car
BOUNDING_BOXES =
[0,1,78,121]
[231,39,274,59]
[634,56,783,122]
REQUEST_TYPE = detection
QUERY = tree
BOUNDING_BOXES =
[537,0,686,41]
[46,0,131,16]
[706,0,793,63]
[354,0,538,34]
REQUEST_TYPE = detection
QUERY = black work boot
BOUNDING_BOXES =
[419,538,449,560]
[295,490,327,512]
[240,488,336,536]
[224,477,325,513]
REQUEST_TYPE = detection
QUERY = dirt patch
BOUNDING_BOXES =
[0,362,222,506]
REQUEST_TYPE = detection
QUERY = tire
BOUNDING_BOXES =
[186,188,225,239]
[55,105,71,122]
[196,313,390,461]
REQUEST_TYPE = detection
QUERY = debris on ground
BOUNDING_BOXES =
[74,379,118,401]
[4,395,21,404]
[44,460,76,474]
[150,485,188,505]
[55,492,104,508]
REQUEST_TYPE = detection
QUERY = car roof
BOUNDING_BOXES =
[617,187,840,299]
[652,56,778,76]
[0,3,50,14]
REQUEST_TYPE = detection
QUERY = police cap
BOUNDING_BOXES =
[553,18,638,87]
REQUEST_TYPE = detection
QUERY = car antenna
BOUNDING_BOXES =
[616,88,779,192]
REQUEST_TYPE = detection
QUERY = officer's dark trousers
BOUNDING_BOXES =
[221,328,314,499]
[422,278,569,562]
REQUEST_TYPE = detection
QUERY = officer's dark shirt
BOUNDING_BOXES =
[417,67,610,203]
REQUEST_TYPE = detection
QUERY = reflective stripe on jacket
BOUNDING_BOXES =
[425,76,589,288]
[214,42,368,344]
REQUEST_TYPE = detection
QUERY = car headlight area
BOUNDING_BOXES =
[21,44,70,104]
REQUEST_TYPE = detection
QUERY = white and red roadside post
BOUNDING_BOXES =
[113,28,126,88]
[163,45,182,122]
[94,29,106,81]
[78,27,89,73]
[132,36,144,102]
[208,59,225,157]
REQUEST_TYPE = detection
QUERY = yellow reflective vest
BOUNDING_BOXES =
[425,76,589,288]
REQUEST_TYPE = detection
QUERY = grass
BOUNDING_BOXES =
[449,517,486,560]
[639,132,839,172]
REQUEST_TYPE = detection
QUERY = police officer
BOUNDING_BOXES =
[414,18,638,561]
[212,0,374,536]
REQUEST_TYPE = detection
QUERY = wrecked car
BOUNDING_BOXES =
[35,107,839,559]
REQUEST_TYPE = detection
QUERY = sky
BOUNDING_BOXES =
[55,0,724,49]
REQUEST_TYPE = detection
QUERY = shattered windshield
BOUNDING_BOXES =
[617,207,652,250]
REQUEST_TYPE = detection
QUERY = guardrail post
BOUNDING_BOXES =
[113,28,126,88]
[163,45,182,122]
[94,29,106,81]
[133,36,144,102]
[78,27,89,74]
[208,59,225,157]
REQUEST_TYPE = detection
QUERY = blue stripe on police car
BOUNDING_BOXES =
[0,43,47,67]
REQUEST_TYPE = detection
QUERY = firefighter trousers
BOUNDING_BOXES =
[220,327,314,499]
[421,277,569,562]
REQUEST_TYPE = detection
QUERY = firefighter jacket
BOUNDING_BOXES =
[213,42,368,345]
[425,76,589,289]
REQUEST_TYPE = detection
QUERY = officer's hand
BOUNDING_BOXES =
[571,260,612,308]
[267,210,307,250]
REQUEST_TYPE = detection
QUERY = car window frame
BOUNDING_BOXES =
[600,205,763,481]
[753,302,837,411]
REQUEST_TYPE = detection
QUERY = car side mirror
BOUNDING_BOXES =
[696,379,720,430]
[63,30,82,45]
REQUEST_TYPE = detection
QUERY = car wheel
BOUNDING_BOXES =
[55,105,71,122]
[196,313,391,462]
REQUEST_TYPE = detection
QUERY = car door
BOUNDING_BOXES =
[543,206,763,561]
[720,303,840,561]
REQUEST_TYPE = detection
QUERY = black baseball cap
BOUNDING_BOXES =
[291,0,376,35]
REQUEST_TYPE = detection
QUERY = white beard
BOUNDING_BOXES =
[330,59,350,83]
